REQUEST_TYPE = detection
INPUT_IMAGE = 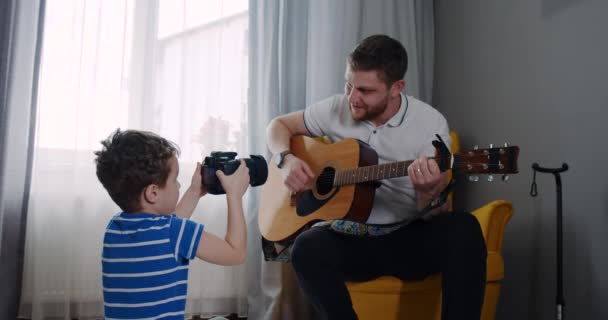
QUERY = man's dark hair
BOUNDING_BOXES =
[94,129,180,213]
[348,34,408,85]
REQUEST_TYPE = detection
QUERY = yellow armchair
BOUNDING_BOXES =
[346,200,513,320]
[345,131,514,320]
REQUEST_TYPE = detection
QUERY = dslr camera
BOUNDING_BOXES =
[202,151,268,195]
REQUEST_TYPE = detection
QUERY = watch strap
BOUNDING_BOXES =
[277,150,293,169]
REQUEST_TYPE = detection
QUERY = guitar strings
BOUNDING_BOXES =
[313,157,511,177]
[309,149,515,181]
[314,166,514,184]
[313,162,515,184]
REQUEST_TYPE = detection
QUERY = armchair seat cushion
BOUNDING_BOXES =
[347,252,504,295]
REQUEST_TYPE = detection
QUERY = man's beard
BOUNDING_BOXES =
[350,94,389,122]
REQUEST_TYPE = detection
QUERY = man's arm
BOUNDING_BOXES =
[266,111,311,154]
[266,111,316,192]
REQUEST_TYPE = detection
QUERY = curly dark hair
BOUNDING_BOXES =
[94,129,180,213]
[347,34,408,86]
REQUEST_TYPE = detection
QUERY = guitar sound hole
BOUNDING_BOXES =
[316,167,335,196]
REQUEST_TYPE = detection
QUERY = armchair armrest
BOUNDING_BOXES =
[471,200,513,253]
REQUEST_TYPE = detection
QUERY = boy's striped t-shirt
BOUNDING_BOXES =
[102,212,204,320]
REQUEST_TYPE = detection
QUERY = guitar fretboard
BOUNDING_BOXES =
[334,159,424,186]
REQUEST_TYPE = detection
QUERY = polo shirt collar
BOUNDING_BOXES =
[386,93,408,127]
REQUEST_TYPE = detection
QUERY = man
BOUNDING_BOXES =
[265,34,486,320]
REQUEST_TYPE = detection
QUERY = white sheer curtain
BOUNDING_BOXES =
[19,0,249,319]
[246,1,434,319]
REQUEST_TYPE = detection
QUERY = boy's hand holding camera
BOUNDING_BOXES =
[174,162,207,219]
[175,159,248,222]
[190,162,208,197]
[216,159,250,199]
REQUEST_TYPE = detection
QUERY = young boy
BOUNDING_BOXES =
[94,129,249,320]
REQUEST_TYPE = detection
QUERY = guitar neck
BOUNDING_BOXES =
[334,157,438,186]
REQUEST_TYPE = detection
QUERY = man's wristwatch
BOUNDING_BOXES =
[275,150,293,169]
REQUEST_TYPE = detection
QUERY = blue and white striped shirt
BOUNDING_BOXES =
[102,212,204,320]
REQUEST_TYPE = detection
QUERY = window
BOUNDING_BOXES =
[21,1,250,318]
[35,0,249,162]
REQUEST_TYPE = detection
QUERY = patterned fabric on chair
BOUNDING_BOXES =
[345,131,513,320]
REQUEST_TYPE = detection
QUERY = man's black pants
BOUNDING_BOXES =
[291,211,487,320]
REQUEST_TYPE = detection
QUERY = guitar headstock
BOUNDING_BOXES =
[453,144,519,181]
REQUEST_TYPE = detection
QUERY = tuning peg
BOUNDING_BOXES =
[504,142,509,147]
[487,175,494,182]
[502,174,510,182]
[468,175,479,182]
[489,143,494,149]
[473,145,479,150]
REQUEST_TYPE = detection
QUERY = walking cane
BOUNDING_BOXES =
[530,162,569,320]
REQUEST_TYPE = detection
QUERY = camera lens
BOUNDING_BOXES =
[246,155,268,187]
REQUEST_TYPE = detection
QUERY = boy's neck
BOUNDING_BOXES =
[124,211,168,215]
[134,204,171,215]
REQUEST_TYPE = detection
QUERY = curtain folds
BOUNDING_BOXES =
[0,0,45,319]
[246,0,313,318]
[246,0,434,319]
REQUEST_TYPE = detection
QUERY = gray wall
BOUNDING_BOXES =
[434,0,608,319]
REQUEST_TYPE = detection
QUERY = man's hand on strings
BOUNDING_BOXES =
[281,155,315,193]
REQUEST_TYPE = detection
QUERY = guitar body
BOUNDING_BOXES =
[259,136,378,242]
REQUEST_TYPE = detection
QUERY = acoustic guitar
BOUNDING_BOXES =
[258,135,519,243]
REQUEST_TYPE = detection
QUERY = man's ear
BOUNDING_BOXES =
[142,184,159,205]
[391,79,405,97]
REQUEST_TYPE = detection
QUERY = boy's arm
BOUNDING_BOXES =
[195,193,246,265]
[175,162,206,219]
[195,160,249,265]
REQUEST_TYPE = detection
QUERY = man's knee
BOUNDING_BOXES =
[450,212,486,254]
[291,228,333,271]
